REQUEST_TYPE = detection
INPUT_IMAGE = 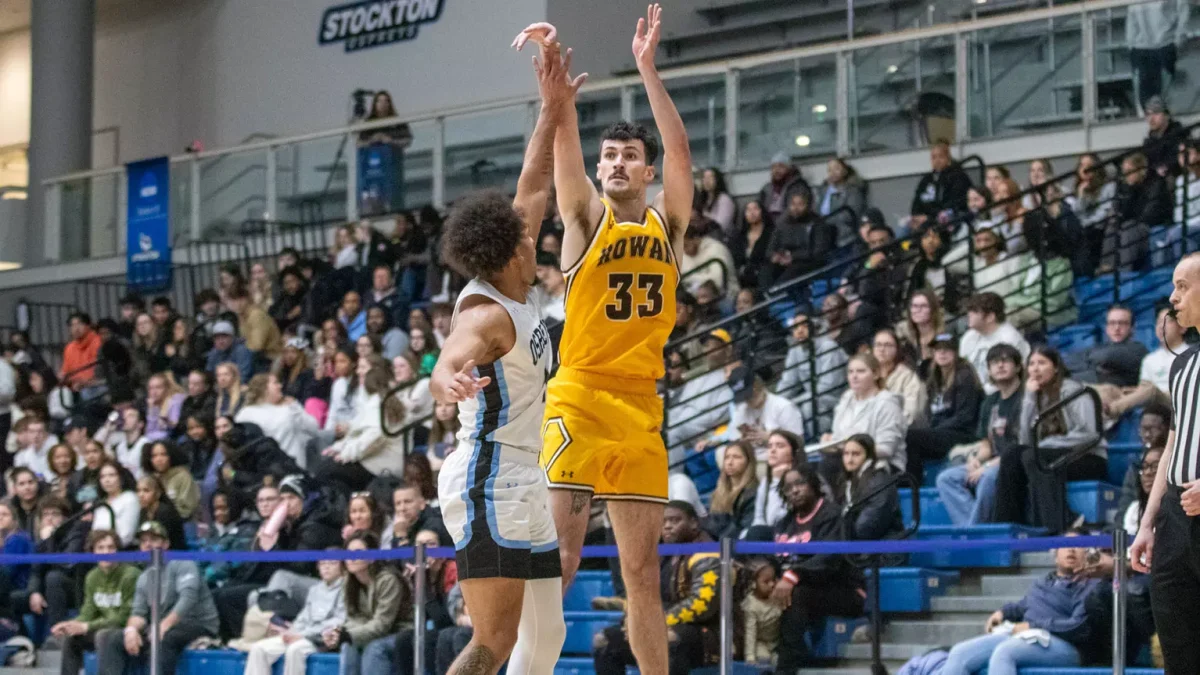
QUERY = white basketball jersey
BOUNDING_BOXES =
[453,279,553,455]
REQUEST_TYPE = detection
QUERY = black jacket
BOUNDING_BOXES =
[834,467,905,542]
[176,391,217,435]
[926,366,984,434]
[1143,119,1187,177]
[761,213,836,284]
[661,533,723,629]
[25,518,88,595]
[221,435,305,494]
[910,164,972,221]
[703,483,758,540]
[1116,172,1172,227]
[774,498,863,589]
[730,221,775,290]
[140,499,188,551]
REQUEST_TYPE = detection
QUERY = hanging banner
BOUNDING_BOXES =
[126,156,172,291]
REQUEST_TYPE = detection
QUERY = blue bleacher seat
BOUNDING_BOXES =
[1108,442,1142,486]
[808,616,866,659]
[899,487,951,527]
[910,524,1047,568]
[865,567,960,612]
[1066,481,1119,525]
[564,571,615,612]
[921,460,947,487]
[1108,411,1142,445]
[563,611,624,655]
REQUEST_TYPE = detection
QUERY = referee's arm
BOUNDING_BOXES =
[1132,428,1176,573]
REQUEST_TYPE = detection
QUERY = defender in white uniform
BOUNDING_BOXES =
[427,25,583,675]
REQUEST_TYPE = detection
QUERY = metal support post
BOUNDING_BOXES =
[265,147,277,221]
[836,53,851,156]
[1081,14,1097,127]
[432,118,446,210]
[414,543,428,675]
[620,86,635,123]
[718,537,733,675]
[1112,529,1128,675]
[724,68,739,172]
[345,132,358,222]
[954,32,969,143]
[149,547,163,675]
[870,557,885,675]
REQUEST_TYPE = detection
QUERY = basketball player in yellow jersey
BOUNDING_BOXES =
[520,6,692,675]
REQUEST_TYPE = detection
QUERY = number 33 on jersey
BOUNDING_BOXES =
[560,199,678,381]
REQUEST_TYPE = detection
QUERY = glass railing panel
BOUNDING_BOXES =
[443,104,529,205]
[273,134,348,226]
[59,173,120,262]
[576,88,626,176]
[967,14,1084,139]
[633,73,726,172]
[850,33,956,153]
[198,149,268,240]
[737,55,837,170]
[170,160,193,247]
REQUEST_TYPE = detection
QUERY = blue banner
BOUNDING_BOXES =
[126,156,172,291]
[358,143,404,216]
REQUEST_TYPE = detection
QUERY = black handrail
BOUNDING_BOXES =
[959,154,988,188]
[1032,385,1104,473]
[54,500,116,548]
[680,258,731,294]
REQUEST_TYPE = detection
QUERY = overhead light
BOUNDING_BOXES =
[887,64,899,74]
[794,135,811,147]
[0,262,22,271]
[1,191,26,200]
[812,104,828,114]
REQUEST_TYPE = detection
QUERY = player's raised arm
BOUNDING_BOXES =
[430,298,514,404]
[635,4,694,244]
[511,26,587,239]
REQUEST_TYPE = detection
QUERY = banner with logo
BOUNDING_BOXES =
[126,156,172,291]
[319,0,445,52]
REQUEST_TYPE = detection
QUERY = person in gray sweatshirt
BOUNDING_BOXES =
[993,346,1108,532]
[245,555,347,675]
[95,521,220,675]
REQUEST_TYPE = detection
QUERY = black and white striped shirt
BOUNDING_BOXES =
[1168,344,1200,485]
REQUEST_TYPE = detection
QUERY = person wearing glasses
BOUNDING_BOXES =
[1064,304,1150,389]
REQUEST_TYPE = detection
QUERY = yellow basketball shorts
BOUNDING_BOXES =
[540,367,668,503]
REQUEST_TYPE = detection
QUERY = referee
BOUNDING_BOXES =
[1132,253,1200,674]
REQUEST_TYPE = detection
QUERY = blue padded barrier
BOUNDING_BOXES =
[909,524,1047,568]
[563,611,624,655]
[866,567,960,612]
[1066,481,1120,525]
[564,571,615,612]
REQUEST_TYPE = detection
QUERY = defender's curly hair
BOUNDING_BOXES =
[602,121,660,166]
[441,190,524,278]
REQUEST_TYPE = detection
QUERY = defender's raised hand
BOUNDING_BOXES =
[632,4,663,71]
[512,21,557,51]
[443,359,491,403]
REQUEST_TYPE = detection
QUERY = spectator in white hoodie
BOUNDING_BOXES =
[821,352,908,483]
[316,366,406,495]
[959,292,1031,394]
[235,374,320,469]
[680,221,739,300]
[243,556,346,675]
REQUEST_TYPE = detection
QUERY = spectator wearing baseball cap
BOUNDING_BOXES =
[1142,95,1186,178]
[905,333,984,482]
[205,320,255,382]
[693,365,805,464]
[664,328,737,459]
[777,309,848,437]
[757,153,811,222]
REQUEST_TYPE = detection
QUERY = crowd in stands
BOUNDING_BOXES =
[0,104,1189,675]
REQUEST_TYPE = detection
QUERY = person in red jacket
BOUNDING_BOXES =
[61,313,102,394]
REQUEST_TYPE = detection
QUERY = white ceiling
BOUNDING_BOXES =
[0,0,28,35]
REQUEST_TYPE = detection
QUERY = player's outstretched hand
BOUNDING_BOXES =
[512,22,557,51]
[632,4,663,71]
[534,45,588,108]
[444,359,492,403]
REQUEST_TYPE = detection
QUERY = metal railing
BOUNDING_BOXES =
[39,0,1176,263]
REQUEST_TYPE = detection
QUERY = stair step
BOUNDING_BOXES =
[932,594,1021,613]
[0,668,57,675]
[981,573,1043,597]
[841,642,945,661]
[1019,551,1056,569]
[884,619,982,644]
[36,650,62,669]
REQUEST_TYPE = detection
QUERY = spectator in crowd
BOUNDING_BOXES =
[696,366,805,464]
[249,263,274,311]
[271,267,310,334]
[910,141,972,230]
[1176,137,1200,230]
[273,339,317,405]
[960,293,1031,394]
[940,536,1101,675]
[682,221,739,300]
[330,531,409,675]
[316,367,405,495]
[61,312,103,394]
[1115,402,1170,523]
[15,496,83,635]
[340,290,369,344]
[68,439,107,507]
[228,286,283,367]
[730,200,773,290]
[992,178,1027,256]
[45,444,78,502]
[965,227,1016,298]
[897,289,946,366]
[937,343,1025,526]
[759,191,835,290]
[776,311,848,436]
[533,253,566,326]
[1122,445,1164,537]
[116,294,145,340]
[428,304,452,347]
[1108,152,1170,271]
[699,167,736,237]
[1127,0,1188,108]
[91,460,140,546]
[905,225,965,313]
[873,328,926,427]
[752,431,802,529]
[814,157,867,246]
[391,355,432,429]
[135,475,187,550]
[144,373,185,442]
[1067,153,1116,276]
[757,153,810,222]
[150,298,175,327]
[176,370,216,436]
[1143,96,1187,177]
[406,326,439,378]
[163,317,207,384]
[1063,305,1150,387]
[9,467,41,534]
[843,223,906,352]
[985,165,1010,196]
[53,530,139,675]
[206,322,255,383]
[14,417,58,479]
[342,492,386,542]
[180,414,218,489]
[427,400,460,452]
[131,313,168,385]
[703,441,758,539]
[822,353,907,480]
[142,440,199,520]
[95,521,219,675]
[383,482,446,549]
[905,333,983,482]
[394,528,458,675]
[215,362,246,417]
[664,329,735,454]
[333,225,359,270]
[236,374,321,470]
[1104,306,1182,417]
[195,289,237,338]
[199,489,256,587]
[772,464,865,674]
[993,347,1107,532]
[217,426,305,498]
[359,90,413,162]
[96,408,149,479]
[0,499,32,621]
[243,555,345,675]
[834,434,903,541]
[741,560,781,666]
[594,501,721,675]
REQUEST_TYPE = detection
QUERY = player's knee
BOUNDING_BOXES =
[473,624,520,659]
[559,548,582,581]
[617,548,661,581]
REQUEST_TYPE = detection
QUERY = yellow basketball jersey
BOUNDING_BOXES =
[559,199,678,382]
